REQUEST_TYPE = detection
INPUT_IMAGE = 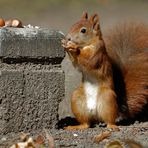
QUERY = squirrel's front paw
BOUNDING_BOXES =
[61,39,78,52]
[67,41,78,50]
[61,39,67,48]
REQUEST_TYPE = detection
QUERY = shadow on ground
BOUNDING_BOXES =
[57,104,148,129]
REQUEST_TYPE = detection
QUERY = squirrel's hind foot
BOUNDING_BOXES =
[64,123,89,130]
[107,124,120,131]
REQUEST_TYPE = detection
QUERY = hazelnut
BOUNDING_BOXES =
[12,19,23,28]
[0,18,5,27]
[5,19,13,27]
[5,19,23,28]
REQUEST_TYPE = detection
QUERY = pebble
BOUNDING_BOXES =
[73,133,78,137]
[1,137,7,141]
[24,24,40,29]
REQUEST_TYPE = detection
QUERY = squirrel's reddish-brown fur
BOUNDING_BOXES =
[105,23,148,118]
[62,12,148,130]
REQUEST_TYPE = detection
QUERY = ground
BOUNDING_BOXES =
[0,120,148,148]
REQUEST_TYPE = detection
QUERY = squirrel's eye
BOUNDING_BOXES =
[80,28,86,33]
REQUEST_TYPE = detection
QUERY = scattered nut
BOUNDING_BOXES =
[12,19,23,27]
[0,18,5,27]
[5,19,23,28]
[5,19,13,27]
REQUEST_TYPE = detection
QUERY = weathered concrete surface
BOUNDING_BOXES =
[0,28,64,63]
[0,69,64,134]
[0,28,65,134]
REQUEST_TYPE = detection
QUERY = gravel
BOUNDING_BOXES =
[0,120,148,148]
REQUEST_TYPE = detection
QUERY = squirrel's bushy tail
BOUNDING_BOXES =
[105,22,148,118]
[105,22,148,64]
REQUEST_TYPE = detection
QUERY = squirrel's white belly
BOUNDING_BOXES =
[84,81,98,112]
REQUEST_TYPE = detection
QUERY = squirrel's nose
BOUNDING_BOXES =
[67,37,71,41]
[66,34,72,42]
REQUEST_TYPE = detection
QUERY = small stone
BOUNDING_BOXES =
[1,137,7,141]
[134,121,139,124]
[73,133,78,137]
[35,26,40,29]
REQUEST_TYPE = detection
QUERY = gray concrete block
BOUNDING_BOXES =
[0,70,24,134]
[0,28,65,135]
[22,69,64,131]
[0,69,64,134]
[0,28,65,62]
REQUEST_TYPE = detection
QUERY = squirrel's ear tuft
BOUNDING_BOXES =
[94,23,100,32]
[81,12,88,20]
[90,13,99,25]
[90,13,100,33]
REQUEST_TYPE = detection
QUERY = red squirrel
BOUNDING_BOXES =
[62,12,148,130]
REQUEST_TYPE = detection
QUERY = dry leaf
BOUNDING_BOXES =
[94,131,111,143]
[124,139,143,148]
[44,129,54,148]
[106,140,123,148]
[10,137,35,148]
[20,132,29,142]
[35,135,45,145]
